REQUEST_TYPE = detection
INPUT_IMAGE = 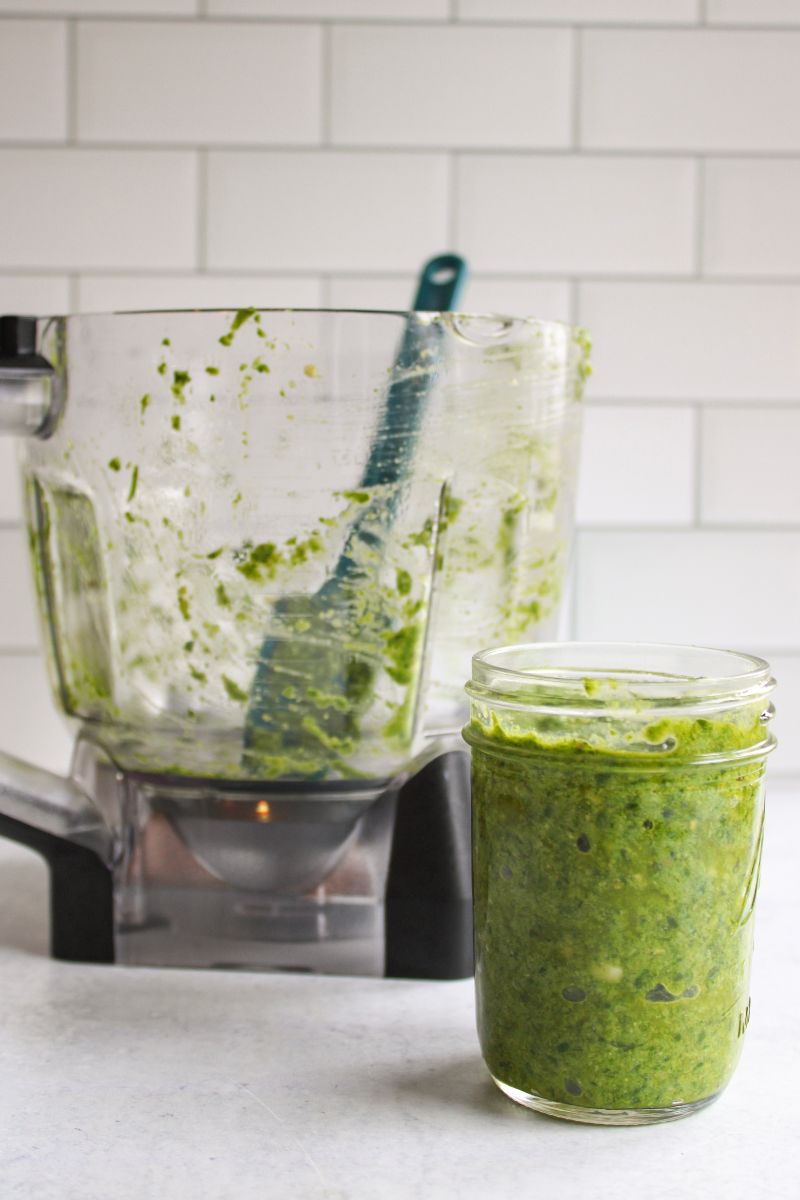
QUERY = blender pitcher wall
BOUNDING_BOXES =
[0,2,799,774]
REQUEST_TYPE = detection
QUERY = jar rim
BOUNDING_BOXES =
[467,641,775,714]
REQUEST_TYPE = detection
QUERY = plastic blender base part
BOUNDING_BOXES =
[0,809,114,964]
[1,750,473,980]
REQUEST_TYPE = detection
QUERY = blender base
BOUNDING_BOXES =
[6,745,473,980]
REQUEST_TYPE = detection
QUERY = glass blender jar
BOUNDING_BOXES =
[0,305,589,976]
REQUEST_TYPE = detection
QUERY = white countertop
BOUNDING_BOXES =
[0,782,798,1200]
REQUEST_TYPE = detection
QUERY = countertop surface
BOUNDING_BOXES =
[0,782,797,1200]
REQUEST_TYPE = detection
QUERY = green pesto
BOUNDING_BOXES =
[222,674,248,704]
[396,568,412,596]
[219,307,257,346]
[127,465,139,503]
[171,370,191,403]
[466,713,767,1112]
[382,624,421,686]
[177,585,191,621]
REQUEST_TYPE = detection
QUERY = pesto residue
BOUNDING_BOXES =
[467,705,769,1113]
[24,311,588,784]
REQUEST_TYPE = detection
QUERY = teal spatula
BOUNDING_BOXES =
[243,253,468,776]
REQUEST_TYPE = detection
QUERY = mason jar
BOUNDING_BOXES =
[463,642,776,1126]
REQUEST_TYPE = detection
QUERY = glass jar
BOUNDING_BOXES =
[464,642,776,1126]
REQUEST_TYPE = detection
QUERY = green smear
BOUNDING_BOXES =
[127,465,139,503]
[172,370,191,402]
[222,674,248,704]
[219,307,257,346]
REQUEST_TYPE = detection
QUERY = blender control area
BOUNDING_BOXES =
[0,789,796,1200]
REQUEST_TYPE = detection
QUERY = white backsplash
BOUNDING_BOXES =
[0,0,797,773]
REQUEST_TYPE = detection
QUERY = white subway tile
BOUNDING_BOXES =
[0,528,40,649]
[579,283,800,400]
[327,275,419,310]
[326,275,572,321]
[207,152,448,272]
[464,278,572,321]
[0,150,196,270]
[331,26,571,149]
[0,655,73,776]
[707,0,800,24]
[0,1,194,11]
[76,273,322,313]
[759,654,800,776]
[582,30,800,151]
[459,0,698,20]
[0,441,23,523]
[0,275,70,314]
[576,405,695,527]
[575,530,800,649]
[77,22,321,146]
[0,21,66,142]
[704,160,800,278]
[457,156,695,275]
[209,0,447,15]
[701,407,800,525]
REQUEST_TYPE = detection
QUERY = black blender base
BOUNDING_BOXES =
[0,750,473,979]
[0,811,114,964]
[385,751,473,980]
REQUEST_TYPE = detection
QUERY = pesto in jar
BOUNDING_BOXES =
[466,709,769,1114]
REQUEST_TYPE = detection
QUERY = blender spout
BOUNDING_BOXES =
[0,315,61,436]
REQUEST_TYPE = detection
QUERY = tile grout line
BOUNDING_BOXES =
[195,149,208,273]
[7,13,800,30]
[576,522,800,533]
[11,268,800,289]
[6,140,800,159]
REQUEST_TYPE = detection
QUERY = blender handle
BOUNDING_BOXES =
[0,314,61,437]
[0,747,115,963]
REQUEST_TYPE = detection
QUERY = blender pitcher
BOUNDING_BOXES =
[0,307,589,977]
